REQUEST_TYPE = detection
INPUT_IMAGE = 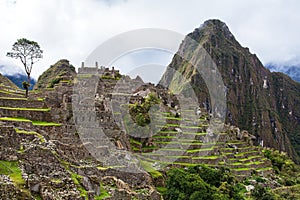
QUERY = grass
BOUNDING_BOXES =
[132,146,140,151]
[164,116,182,120]
[181,125,204,129]
[142,146,158,150]
[95,183,111,199]
[32,121,61,126]
[0,97,27,100]
[165,155,191,159]
[0,117,31,122]
[0,90,24,97]
[156,186,167,195]
[139,160,163,178]
[256,167,273,172]
[160,148,185,152]
[15,128,45,143]
[186,147,214,153]
[0,117,61,126]
[154,141,205,145]
[130,138,142,145]
[0,106,50,112]
[70,172,88,199]
[192,155,219,160]
[226,141,247,145]
[182,132,208,136]
[230,162,243,166]
[239,155,262,162]
[0,160,30,196]
[171,162,198,167]
[97,165,126,170]
[153,135,176,139]
[244,161,264,166]
[233,168,252,171]
[60,80,71,83]
[0,160,25,185]
[235,150,259,157]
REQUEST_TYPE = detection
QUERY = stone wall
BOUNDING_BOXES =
[0,126,21,161]
[0,98,46,108]
[0,108,52,122]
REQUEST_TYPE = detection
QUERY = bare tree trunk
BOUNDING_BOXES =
[25,74,30,98]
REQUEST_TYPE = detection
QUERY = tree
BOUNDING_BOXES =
[7,38,43,97]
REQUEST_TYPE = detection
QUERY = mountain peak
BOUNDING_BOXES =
[187,19,235,42]
[202,19,228,29]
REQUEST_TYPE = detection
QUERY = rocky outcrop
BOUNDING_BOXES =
[34,59,76,90]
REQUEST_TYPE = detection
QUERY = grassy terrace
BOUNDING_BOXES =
[76,74,93,78]
[154,141,205,145]
[192,155,220,160]
[153,135,177,139]
[155,131,207,136]
[226,141,248,145]
[162,116,183,121]
[0,97,45,101]
[233,167,252,171]
[130,138,142,145]
[0,117,31,122]
[15,128,45,143]
[182,132,207,135]
[160,148,186,152]
[186,147,215,153]
[0,106,50,111]
[165,155,191,159]
[139,160,163,178]
[0,90,24,97]
[239,155,262,162]
[0,117,61,126]
[234,150,259,157]
[0,85,22,91]
[0,97,27,100]
[32,121,61,126]
[256,167,273,172]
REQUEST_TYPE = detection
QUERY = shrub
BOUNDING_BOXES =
[164,165,245,200]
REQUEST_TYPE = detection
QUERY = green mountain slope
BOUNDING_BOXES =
[161,19,300,163]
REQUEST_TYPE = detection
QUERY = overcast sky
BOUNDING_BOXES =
[0,0,300,80]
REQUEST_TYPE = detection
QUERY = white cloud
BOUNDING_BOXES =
[0,0,300,79]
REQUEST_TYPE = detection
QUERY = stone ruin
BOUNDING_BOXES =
[0,63,277,199]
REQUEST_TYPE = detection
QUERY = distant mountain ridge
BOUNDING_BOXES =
[4,74,36,90]
[266,64,300,82]
[161,19,300,162]
[0,64,36,90]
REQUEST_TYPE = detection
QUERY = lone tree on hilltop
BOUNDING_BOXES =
[7,38,43,97]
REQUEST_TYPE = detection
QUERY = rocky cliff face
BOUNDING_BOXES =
[161,19,300,162]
